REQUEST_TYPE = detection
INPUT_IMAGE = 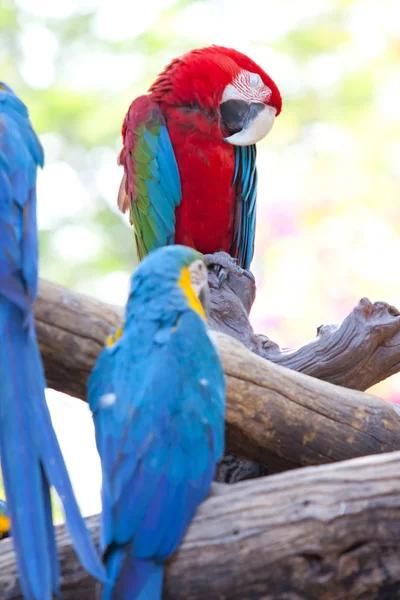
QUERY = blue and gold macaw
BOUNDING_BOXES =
[0,499,10,539]
[0,83,105,599]
[88,245,226,600]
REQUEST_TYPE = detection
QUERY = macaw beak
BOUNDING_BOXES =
[220,100,276,146]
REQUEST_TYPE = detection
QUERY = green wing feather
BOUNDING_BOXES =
[118,95,181,260]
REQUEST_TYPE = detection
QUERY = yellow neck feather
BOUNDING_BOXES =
[178,267,206,320]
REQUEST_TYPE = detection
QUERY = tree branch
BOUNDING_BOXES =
[2,452,400,599]
[36,279,122,400]
[206,262,400,391]
[35,279,400,473]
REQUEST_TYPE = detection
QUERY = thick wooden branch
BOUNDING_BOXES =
[35,279,400,473]
[2,452,400,599]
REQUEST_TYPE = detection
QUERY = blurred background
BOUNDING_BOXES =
[1,0,399,517]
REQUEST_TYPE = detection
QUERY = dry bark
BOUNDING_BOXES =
[2,452,400,599]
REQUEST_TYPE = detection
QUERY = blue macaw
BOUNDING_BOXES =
[88,244,226,600]
[0,498,10,539]
[0,83,105,599]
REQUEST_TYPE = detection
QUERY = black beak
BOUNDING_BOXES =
[220,100,265,136]
[198,283,211,318]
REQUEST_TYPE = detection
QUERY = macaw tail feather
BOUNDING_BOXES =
[102,547,163,600]
[0,301,104,600]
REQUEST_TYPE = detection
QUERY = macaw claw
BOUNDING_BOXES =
[203,251,255,288]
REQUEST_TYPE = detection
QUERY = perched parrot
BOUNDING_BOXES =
[0,83,105,599]
[117,45,282,270]
[88,244,225,600]
[0,499,10,539]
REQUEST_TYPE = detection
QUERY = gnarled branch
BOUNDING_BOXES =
[206,261,400,391]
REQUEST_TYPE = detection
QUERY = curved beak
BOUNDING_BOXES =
[220,100,276,146]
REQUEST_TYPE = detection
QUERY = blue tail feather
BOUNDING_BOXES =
[102,548,163,600]
[0,301,56,599]
[27,329,105,582]
[40,465,61,597]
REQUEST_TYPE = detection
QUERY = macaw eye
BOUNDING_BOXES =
[249,73,262,88]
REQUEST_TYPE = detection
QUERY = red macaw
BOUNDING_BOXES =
[118,45,282,271]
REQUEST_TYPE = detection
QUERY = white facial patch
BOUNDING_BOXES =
[222,70,272,104]
[188,259,208,297]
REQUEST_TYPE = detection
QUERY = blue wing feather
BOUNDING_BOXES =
[232,144,258,270]
[120,96,182,259]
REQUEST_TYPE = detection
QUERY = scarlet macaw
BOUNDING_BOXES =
[0,83,105,599]
[88,245,225,599]
[118,45,281,271]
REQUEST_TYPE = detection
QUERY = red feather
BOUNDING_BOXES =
[163,104,236,253]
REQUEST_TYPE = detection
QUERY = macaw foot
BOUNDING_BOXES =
[215,455,268,483]
[203,251,255,288]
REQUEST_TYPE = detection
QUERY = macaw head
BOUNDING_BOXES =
[128,245,210,320]
[149,45,282,146]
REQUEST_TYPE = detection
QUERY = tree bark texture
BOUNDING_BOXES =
[2,452,400,599]
[35,279,400,474]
